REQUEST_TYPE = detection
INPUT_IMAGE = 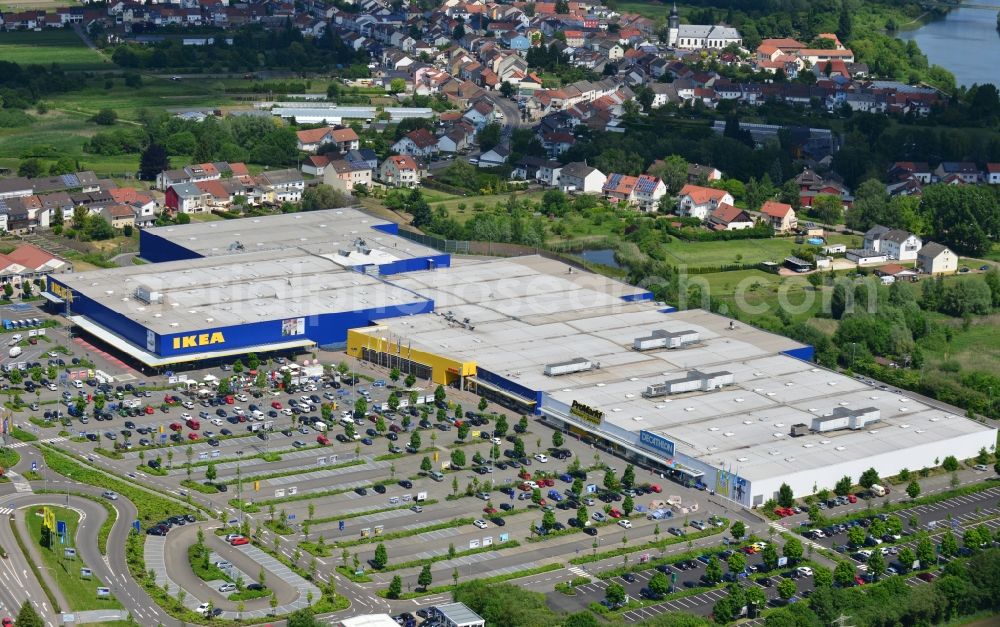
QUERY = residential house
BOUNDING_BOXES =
[165,182,210,213]
[323,159,373,192]
[462,100,495,130]
[100,204,137,229]
[863,225,922,261]
[0,244,71,289]
[379,156,422,187]
[478,146,510,168]
[392,128,440,158]
[917,242,958,275]
[933,161,980,184]
[988,164,1000,185]
[346,149,379,171]
[686,163,723,183]
[437,126,474,153]
[558,162,606,194]
[887,161,932,184]
[845,248,888,265]
[602,173,666,211]
[0,177,33,200]
[708,204,755,230]
[795,168,852,209]
[759,201,797,233]
[295,126,360,153]
[676,184,734,220]
[302,155,331,177]
[259,170,305,204]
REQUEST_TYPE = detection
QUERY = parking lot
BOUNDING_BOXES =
[0,314,752,620]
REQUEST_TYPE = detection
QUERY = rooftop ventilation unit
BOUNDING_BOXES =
[133,286,162,305]
[642,369,734,398]
[544,357,599,377]
[810,407,881,433]
[633,329,699,351]
[789,423,810,437]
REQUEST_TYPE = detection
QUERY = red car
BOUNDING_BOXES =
[4,617,13,626]
[271,401,282,409]
[145,406,155,414]
[188,433,200,440]
[543,478,555,487]
[518,482,533,492]
[316,435,329,446]
[230,536,249,546]
[169,422,183,432]
[743,546,759,554]
[847,494,858,503]
[483,506,498,514]
[608,508,623,519]
[518,471,532,480]
[854,576,865,586]
[649,484,662,493]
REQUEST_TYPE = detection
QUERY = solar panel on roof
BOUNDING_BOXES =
[61,174,79,187]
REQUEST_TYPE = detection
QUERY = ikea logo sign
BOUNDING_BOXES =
[639,430,675,457]
[172,332,225,350]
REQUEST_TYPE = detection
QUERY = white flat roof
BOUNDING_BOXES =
[59,249,429,334]
[144,208,440,260]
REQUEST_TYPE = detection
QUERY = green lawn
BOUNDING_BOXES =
[687,269,823,322]
[918,312,1000,377]
[429,191,547,224]
[25,505,122,611]
[661,233,858,267]
[0,30,108,71]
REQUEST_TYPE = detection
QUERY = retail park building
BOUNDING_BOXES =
[42,209,997,508]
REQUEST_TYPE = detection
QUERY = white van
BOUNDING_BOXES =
[72,379,83,389]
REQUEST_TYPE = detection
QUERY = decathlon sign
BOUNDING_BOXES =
[638,430,675,457]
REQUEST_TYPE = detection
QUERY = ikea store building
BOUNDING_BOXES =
[42,208,997,508]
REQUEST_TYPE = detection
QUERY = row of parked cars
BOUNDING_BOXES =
[145,513,197,536]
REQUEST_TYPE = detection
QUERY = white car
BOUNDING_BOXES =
[211,418,223,426]
[236,394,248,402]
[491,437,502,445]
[473,519,488,529]
[218,583,237,593]
[796,566,813,577]
[214,560,232,569]
[617,519,632,529]
[534,453,548,463]
[196,603,211,616]
[281,408,293,416]
[181,413,192,420]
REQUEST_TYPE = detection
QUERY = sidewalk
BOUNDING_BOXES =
[13,511,71,613]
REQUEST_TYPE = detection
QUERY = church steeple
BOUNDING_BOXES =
[668,2,680,42]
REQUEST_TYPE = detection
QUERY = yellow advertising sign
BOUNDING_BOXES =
[571,400,604,425]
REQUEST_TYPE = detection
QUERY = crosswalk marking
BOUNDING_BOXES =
[567,566,589,578]
[0,507,13,516]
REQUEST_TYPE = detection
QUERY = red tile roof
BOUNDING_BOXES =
[679,184,728,205]
[760,200,793,219]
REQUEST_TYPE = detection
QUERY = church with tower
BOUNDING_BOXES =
[667,3,743,50]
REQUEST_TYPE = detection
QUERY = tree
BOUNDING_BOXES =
[727,551,747,575]
[649,571,671,596]
[417,563,433,590]
[621,464,635,489]
[457,422,470,441]
[941,455,959,472]
[478,122,502,152]
[867,550,886,580]
[777,483,794,508]
[940,529,959,557]
[373,543,388,569]
[542,509,557,530]
[301,184,350,211]
[916,533,935,568]
[622,495,634,516]
[517,415,528,432]
[848,525,866,547]
[777,577,797,600]
[897,546,916,574]
[576,503,588,526]
[761,543,779,571]
[731,520,746,541]
[512,437,525,459]
[494,414,508,437]
[205,463,217,482]
[450,449,466,468]
[91,108,118,125]
[603,468,619,492]
[705,556,723,583]
[647,155,689,194]
[387,575,402,599]
[810,194,844,225]
[18,158,42,179]
[859,468,880,490]
[14,600,44,627]
[419,456,433,475]
[813,565,833,588]
[389,367,400,384]
[434,385,446,403]
[834,561,856,587]
[552,431,563,448]
[405,374,416,388]
[389,78,406,94]
[604,582,626,606]
[783,537,803,564]
[409,431,421,450]
[354,398,367,420]
[906,480,921,499]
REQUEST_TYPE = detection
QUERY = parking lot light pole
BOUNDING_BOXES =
[236,450,244,528]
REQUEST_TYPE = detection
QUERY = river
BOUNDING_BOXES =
[897,0,1000,88]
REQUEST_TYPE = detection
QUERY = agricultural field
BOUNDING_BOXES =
[0,30,108,71]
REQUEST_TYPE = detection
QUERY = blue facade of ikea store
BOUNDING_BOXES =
[47,275,434,360]
[139,229,205,263]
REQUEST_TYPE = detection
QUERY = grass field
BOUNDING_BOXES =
[918,312,1000,377]
[427,190,548,223]
[687,269,824,321]
[0,30,108,71]
[0,0,78,10]
[661,233,858,267]
[26,505,123,611]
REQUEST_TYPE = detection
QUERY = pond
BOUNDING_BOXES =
[577,248,621,268]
